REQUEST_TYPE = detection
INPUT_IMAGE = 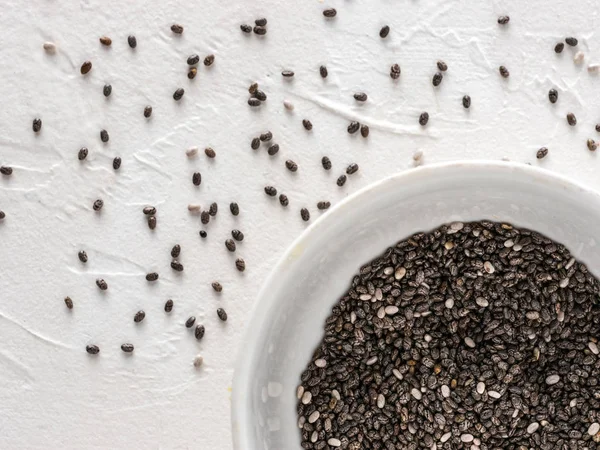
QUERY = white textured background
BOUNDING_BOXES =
[1,0,600,448]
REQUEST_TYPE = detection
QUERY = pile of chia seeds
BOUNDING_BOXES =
[297,221,600,449]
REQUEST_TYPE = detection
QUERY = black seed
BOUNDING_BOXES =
[390,63,401,79]
[548,89,558,104]
[199,230,207,238]
[0,211,4,219]
[86,345,99,355]
[320,65,328,78]
[173,88,184,101]
[145,272,158,282]
[285,160,298,172]
[565,37,578,46]
[96,279,108,290]
[317,201,331,210]
[78,251,88,263]
[555,42,565,53]
[241,24,252,33]
[255,18,267,26]
[282,70,295,78]
[346,163,359,175]
[192,172,202,186]
[537,147,548,159]
[164,299,174,312]
[128,35,137,48]
[204,147,216,159]
[360,125,370,137]
[253,26,267,35]
[230,202,240,216]
[185,316,196,328]
[194,324,205,340]
[225,239,236,252]
[187,54,200,65]
[302,119,313,130]
[187,68,197,79]
[248,83,258,94]
[134,310,146,322]
[211,282,223,293]
[462,95,471,109]
[148,216,156,230]
[171,261,184,271]
[251,137,261,150]
[78,147,88,161]
[432,72,443,86]
[267,144,279,156]
[497,15,510,24]
[437,60,448,71]
[171,24,184,34]
[323,8,337,17]
[264,186,277,196]
[103,84,112,97]
[204,54,215,66]
[567,113,577,126]
[321,156,332,170]
[379,25,390,38]
[235,258,246,272]
[80,61,92,75]
[254,90,267,101]
[144,106,152,118]
[300,208,310,221]
[499,65,509,78]
[217,308,228,321]
[0,166,12,176]
[419,112,429,126]
[587,139,598,151]
[201,211,210,224]
[260,131,273,142]
[100,129,109,142]
[171,244,181,258]
[99,36,112,46]
[64,296,73,309]
[32,118,42,132]
[209,202,218,216]
[143,206,156,215]
[354,92,368,102]
[232,230,244,242]
[121,343,134,353]
[596,124,600,132]
[348,121,360,134]
[279,194,289,206]
[248,98,261,107]
[112,157,121,170]
[93,199,104,211]
[337,174,347,186]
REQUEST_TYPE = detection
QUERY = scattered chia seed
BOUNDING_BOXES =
[548,89,558,104]
[267,144,279,156]
[235,258,246,272]
[193,355,204,367]
[192,172,202,186]
[536,147,548,159]
[390,64,401,79]
[567,113,577,126]
[96,279,107,290]
[253,89,267,101]
[78,147,88,161]
[171,24,184,34]
[231,229,244,241]
[43,42,56,53]
[565,36,578,46]
[204,54,215,66]
[100,129,109,143]
[0,211,4,220]
[32,118,42,132]
[300,208,310,221]
[188,68,197,79]
[204,147,216,158]
[251,137,261,149]
[103,84,112,97]
[164,299,174,312]
[248,98,261,107]
[201,211,210,224]
[302,119,313,130]
[437,60,448,71]
[555,42,565,53]
[587,139,598,151]
[171,245,181,258]
[128,35,137,48]
[321,156,332,170]
[497,15,510,24]
[187,54,200,65]
[323,8,337,17]
[0,166,13,176]
[195,324,205,340]
[432,72,443,86]
[212,281,223,292]
[241,24,252,33]
[209,202,218,216]
[225,239,236,252]
[173,88,184,101]
[133,310,146,322]
[148,216,156,230]
[499,65,509,78]
[145,272,158,282]
[285,160,298,172]
[283,100,294,110]
[187,147,199,158]
[253,26,267,35]
[596,124,600,132]
[121,343,134,353]
[199,230,207,238]
[354,92,368,102]
[419,112,429,126]
[64,296,73,309]
[217,308,228,321]
[347,121,360,134]
[260,131,273,142]
[93,199,104,211]
[144,106,152,118]
[281,70,295,78]
[346,163,359,175]
[379,25,390,38]
[80,61,92,75]
[462,95,471,109]
[279,194,289,207]
[360,125,370,137]
[264,186,277,197]
[99,36,112,46]
[143,206,156,216]
[574,51,585,64]
[230,202,240,216]
[317,201,331,210]
[78,251,88,263]
[319,65,328,78]
[185,316,196,328]
[86,345,99,355]
[336,174,347,186]
[255,18,267,26]
[170,261,184,272]
[113,157,121,170]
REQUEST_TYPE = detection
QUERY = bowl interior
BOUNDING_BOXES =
[232,162,600,449]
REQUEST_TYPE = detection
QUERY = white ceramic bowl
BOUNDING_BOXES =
[231,161,600,450]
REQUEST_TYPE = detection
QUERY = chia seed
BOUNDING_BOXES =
[379,25,390,38]
[565,37,578,46]
[321,156,332,170]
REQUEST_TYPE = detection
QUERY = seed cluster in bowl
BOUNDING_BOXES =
[297,221,600,448]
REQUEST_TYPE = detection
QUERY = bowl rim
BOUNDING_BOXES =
[230,160,599,448]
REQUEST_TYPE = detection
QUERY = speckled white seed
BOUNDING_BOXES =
[483,261,495,274]
[440,432,452,443]
[366,356,378,365]
[187,204,201,212]
[559,278,570,288]
[385,306,399,315]
[331,389,340,400]
[193,355,204,368]
[411,388,422,400]
[377,394,385,408]
[488,390,502,399]
[186,146,199,157]
[395,267,406,280]
[43,42,57,53]
[476,382,485,394]
[589,341,599,355]
[327,438,341,447]
[301,391,312,404]
[308,410,320,423]
[283,100,294,110]
[445,298,455,309]
[546,374,560,385]
[350,311,356,324]
[464,337,476,348]
[392,369,403,380]
[314,358,326,368]
[527,422,540,434]
[574,51,585,64]
[359,294,372,301]
[588,422,600,436]
[310,431,318,443]
[441,385,450,398]
[504,239,514,247]
[460,434,474,443]
[476,297,489,307]
[296,385,304,399]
